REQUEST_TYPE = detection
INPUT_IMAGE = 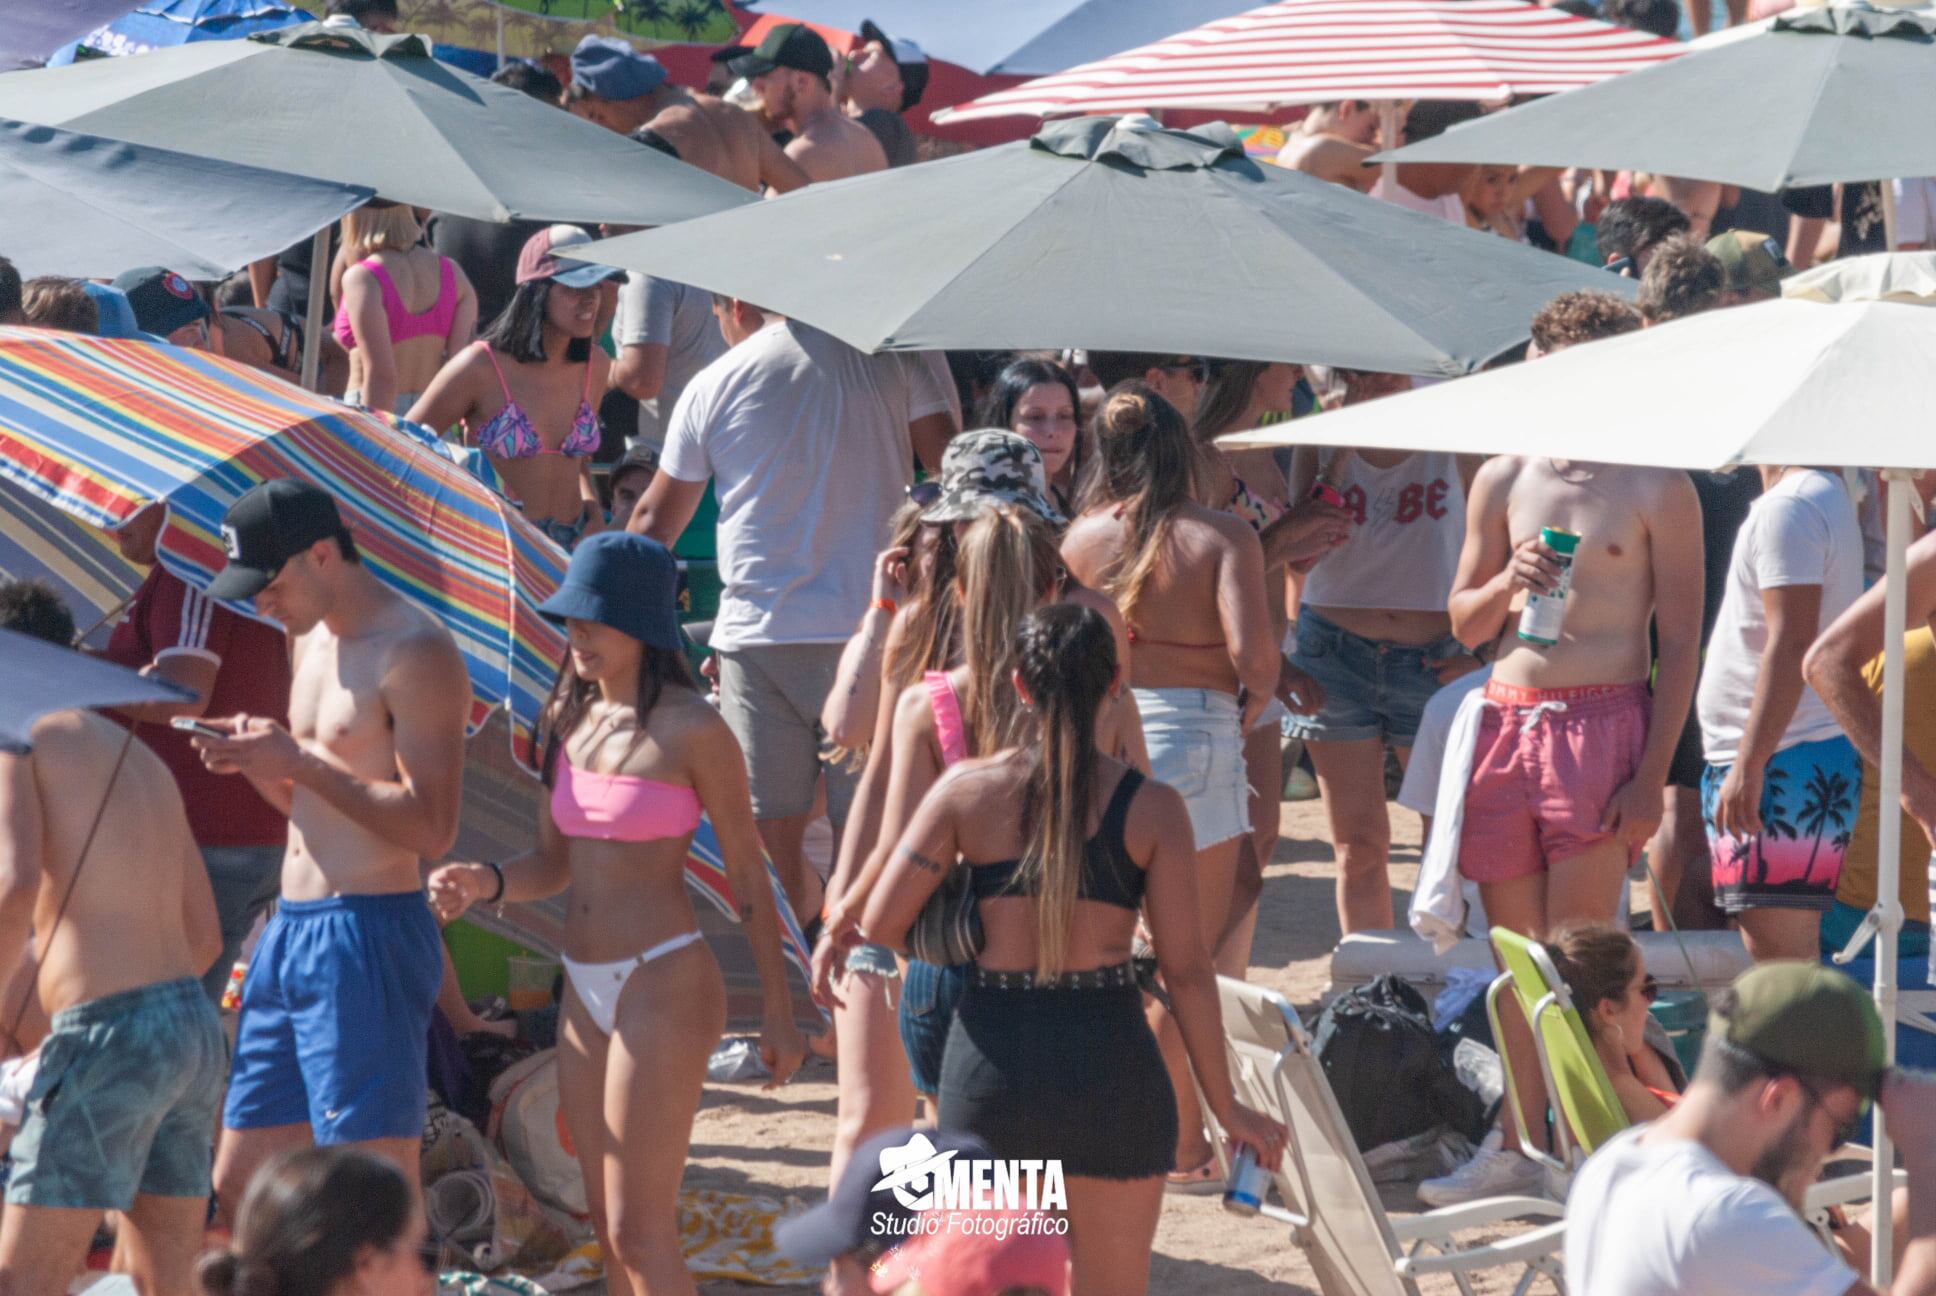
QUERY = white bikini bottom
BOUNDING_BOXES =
[562,930,705,1035]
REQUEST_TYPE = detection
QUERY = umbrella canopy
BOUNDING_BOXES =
[0,628,190,752]
[0,327,569,766]
[0,117,369,279]
[56,0,311,62]
[579,115,1633,376]
[0,480,143,647]
[0,21,756,223]
[0,1,144,70]
[738,0,1258,76]
[934,0,1681,124]
[1379,2,1936,189]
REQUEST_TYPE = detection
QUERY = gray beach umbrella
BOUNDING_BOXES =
[0,21,754,225]
[0,117,371,280]
[1379,2,1936,190]
[578,116,1632,377]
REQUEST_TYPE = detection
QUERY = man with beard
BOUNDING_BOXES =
[1564,962,1936,1294]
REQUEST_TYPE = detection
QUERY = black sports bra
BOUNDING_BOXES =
[969,769,1147,911]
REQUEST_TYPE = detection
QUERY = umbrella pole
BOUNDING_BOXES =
[1882,179,1900,253]
[300,224,332,393]
[1378,101,1399,195]
[496,8,505,72]
[1872,468,1911,1286]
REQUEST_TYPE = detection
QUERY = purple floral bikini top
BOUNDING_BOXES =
[469,341,600,459]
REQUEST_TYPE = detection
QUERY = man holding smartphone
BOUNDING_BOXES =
[100,503,291,1003]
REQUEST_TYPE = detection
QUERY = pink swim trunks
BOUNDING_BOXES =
[1457,680,1650,885]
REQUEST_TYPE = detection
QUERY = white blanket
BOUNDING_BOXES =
[1409,686,1492,954]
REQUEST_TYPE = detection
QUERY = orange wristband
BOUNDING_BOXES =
[870,598,897,614]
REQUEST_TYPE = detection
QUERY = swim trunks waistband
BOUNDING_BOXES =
[1483,679,1649,707]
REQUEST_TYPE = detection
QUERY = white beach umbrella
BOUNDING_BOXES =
[1221,251,1936,1277]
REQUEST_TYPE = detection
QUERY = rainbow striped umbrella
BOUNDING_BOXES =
[0,479,143,646]
[0,326,567,766]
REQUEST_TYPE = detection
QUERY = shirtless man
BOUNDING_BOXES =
[0,581,225,1296]
[564,34,808,195]
[1419,291,1702,1205]
[1274,101,1381,193]
[191,479,469,1223]
[737,24,888,183]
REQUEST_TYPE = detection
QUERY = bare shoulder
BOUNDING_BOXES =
[655,684,734,748]
[381,604,466,684]
[1064,581,1123,628]
[1184,499,1262,548]
[1474,454,1530,496]
[892,677,939,736]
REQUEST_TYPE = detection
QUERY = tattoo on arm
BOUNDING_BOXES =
[899,846,946,875]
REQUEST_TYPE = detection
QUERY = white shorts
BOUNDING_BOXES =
[1133,687,1249,852]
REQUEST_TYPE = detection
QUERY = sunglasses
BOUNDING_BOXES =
[907,480,942,508]
[1639,974,1660,1004]
[1792,1074,1866,1150]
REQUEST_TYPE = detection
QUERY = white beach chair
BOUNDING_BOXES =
[1200,976,1566,1296]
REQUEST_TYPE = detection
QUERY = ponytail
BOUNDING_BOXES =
[1090,382,1192,623]
[1014,604,1118,978]
[957,505,1062,757]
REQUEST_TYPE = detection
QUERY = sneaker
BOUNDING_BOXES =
[1415,1130,1544,1206]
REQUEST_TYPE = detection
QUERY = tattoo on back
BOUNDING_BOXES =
[899,846,945,875]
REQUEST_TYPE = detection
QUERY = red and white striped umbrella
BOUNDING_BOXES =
[933,0,1683,124]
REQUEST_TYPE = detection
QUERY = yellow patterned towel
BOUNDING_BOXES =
[529,1189,818,1290]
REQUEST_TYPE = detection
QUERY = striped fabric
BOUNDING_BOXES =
[934,0,1683,123]
[0,479,142,645]
[0,327,568,768]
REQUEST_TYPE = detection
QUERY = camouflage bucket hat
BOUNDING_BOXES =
[920,429,1065,526]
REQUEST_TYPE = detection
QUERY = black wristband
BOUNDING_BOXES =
[484,861,506,906]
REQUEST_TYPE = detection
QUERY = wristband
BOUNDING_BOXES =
[870,598,897,614]
[483,861,506,906]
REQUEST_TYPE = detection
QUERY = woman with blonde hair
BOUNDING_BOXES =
[331,201,476,416]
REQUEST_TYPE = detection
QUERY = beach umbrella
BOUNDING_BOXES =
[1380,3,1936,192]
[934,0,1681,124]
[54,0,312,62]
[738,0,1260,76]
[0,480,143,647]
[0,627,190,751]
[579,114,1634,377]
[0,117,369,279]
[1218,251,1936,1280]
[0,326,569,768]
[0,1,144,70]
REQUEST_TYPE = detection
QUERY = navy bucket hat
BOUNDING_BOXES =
[538,531,682,653]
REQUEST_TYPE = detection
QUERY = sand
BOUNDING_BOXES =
[681,800,1543,1296]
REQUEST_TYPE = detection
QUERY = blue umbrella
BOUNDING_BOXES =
[2,2,144,69]
[738,0,1256,76]
[0,628,190,752]
[53,0,312,63]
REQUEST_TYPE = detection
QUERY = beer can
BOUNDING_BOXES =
[1222,1144,1271,1217]
[1517,526,1581,646]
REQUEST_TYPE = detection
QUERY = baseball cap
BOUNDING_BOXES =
[920,430,1064,526]
[732,22,834,80]
[611,441,660,481]
[110,266,209,338]
[774,1127,990,1267]
[869,1212,1071,1296]
[858,19,930,112]
[1712,962,1888,1101]
[80,283,146,341]
[515,225,624,289]
[1706,229,1792,299]
[537,531,683,653]
[207,479,351,602]
[570,34,667,101]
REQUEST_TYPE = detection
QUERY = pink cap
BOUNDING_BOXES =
[870,1212,1070,1296]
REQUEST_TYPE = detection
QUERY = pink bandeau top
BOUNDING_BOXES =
[550,760,702,842]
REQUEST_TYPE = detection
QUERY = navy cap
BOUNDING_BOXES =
[570,34,667,101]
[859,20,929,112]
[537,531,683,653]
[733,22,834,79]
[775,1127,991,1266]
[208,478,349,602]
[111,266,209,339]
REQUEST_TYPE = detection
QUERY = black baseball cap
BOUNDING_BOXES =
[111,266,210,338]
[207,478,350,602]
[731,22,833,79]
[859,20,929,112]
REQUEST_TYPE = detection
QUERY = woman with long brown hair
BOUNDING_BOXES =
[428,533,803,1296]
[863,604,1285,1295]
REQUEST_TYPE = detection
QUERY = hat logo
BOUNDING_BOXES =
[221,523,242,560]
[163,272,193,300]
[873,1133,960,1210]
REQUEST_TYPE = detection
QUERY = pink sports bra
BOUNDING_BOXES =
[550,760,702,842]
[924,670,970,768]
[469,341,601,460]
[331,255,458,350]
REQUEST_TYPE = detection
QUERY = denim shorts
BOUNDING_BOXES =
[898,959,968,1096]
[1285,607,1463,746]
[1133,687,1249,852]
[845,942,900,979]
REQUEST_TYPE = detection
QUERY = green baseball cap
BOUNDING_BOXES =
[1705,230,1791,300]
[1712,962,1887,1101]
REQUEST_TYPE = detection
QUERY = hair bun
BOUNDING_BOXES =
[1098,389,1150,438]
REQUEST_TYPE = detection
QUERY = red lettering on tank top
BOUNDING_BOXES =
[1425,478,1449,519]
[1343,484,1368,526]
[1395,483,1424,523]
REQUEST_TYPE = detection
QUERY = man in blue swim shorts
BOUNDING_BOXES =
[192,481,470,1221]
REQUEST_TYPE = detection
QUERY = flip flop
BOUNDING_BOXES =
[1165,1156,1223,1195]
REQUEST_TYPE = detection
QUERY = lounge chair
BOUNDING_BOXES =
[1200,975,1566,1296]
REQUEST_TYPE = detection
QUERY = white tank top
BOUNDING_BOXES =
[1300,450,1466,613]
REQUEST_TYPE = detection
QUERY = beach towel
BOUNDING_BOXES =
[528,1189,823,1290]
[1410,686,1490,953]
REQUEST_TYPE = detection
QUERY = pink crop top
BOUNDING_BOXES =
[331,256,458,350]
[469,341,601,460]
[551,760,702,842]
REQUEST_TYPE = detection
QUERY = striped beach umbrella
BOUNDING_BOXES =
[0,479,143,646]
[933,0,1683,123]
[0,326,567,766]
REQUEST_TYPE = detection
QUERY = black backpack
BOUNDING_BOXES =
[1312,974,1486,1151]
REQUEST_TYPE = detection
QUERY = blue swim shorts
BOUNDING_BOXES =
[224,890,443,1144]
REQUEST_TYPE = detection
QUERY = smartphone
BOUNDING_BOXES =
[1309,482,1346,509]
[169,716,228,740]
[1603,255,1635,278]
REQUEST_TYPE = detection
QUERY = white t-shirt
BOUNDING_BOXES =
[614,273,725,451]
[1370,173,1466,225]
[1698,470,1864,764]
[1891,177,1936,247]
[661,319,955,651]
[1565,1128,1856,1296]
